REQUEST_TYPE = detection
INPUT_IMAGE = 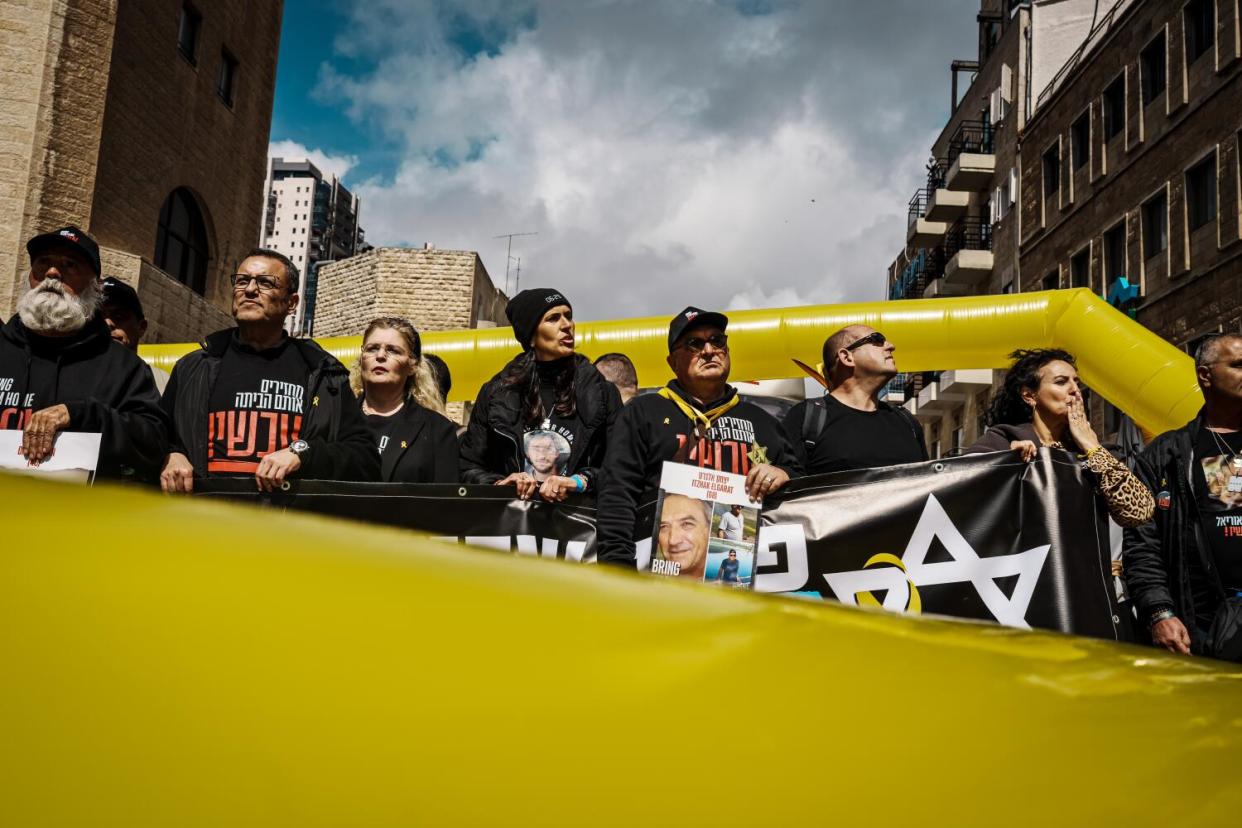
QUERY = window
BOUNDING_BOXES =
[1103,76,1125,141]
[1143,191,1168,259]
[1187,151,1218,231]
[1042,270,1060,291]
[1071,249,1090,288]
[1071,112,1090,170]
[1185,0,1216,64]
[1141,31,1166,104]
[1104,222,1126,283]
[154,188,210,295]
[217,49,238,106]
[1043,145,1060,197]
[1002,279,1015,294]
[177,3,201,64]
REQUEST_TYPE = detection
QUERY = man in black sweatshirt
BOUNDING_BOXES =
[596,307,802,567]
[160,248,377,492]
[0,226,168,480]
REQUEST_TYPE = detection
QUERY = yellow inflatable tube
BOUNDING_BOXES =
[2,472,1241,825]
[140,289,1201,436]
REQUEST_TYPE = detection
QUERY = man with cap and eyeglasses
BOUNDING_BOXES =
[100,277,170,393]
[595,307,801,567]
[0,226,168,479]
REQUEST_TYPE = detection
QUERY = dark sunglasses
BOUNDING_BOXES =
[844,331,887,352]
[680,333,729,353]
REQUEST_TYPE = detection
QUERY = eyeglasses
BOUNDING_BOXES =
[845,331,887,352]
[230,273,283,293]
[679,333,729,353]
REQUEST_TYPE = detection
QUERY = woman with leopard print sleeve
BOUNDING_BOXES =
[963,348,1154,528]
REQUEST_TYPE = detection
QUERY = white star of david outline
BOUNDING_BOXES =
[823,494,1050,628]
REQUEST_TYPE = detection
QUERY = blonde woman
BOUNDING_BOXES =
[350,317,458,483]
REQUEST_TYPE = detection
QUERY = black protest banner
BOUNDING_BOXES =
[755,450,1124,639]
[194,480,629,562]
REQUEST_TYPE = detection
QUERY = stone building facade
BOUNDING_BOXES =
[0,0,282,342]
[313,246,509,422]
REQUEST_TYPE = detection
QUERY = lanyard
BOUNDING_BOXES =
[657,387,740,438]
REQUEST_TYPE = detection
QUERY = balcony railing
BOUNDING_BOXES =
[944,217,993,258]
[926,159,948,192]
[946,120,994,166]
[908,189,930,226]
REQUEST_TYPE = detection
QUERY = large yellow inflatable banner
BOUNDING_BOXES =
[2,290,1234,824]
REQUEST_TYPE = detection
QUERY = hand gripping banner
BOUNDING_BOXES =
[756,450,1123,639]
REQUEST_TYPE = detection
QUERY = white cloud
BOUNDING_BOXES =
[314,0,975,320]
[268,140,359,183]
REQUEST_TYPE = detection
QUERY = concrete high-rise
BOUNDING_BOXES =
[259,157,367,334]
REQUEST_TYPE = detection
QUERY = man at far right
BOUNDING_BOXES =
[784,325,926,474]
[1125,333,1242,661]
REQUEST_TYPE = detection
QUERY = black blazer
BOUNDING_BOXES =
[363,401,460,483]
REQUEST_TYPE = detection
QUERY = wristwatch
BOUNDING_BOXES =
[289,439,310,457]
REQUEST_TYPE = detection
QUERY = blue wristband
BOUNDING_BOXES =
[572,475,586,492]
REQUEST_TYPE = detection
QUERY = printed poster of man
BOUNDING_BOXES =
[523,429,571,482]
[706,502,758,587]
[650,462,758,587]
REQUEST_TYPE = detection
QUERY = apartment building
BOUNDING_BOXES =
[887,0,1030,454]
[1020,0,1242,353]
[259,157,367,334]
[887,0,1242,453]
[0,0,282,342]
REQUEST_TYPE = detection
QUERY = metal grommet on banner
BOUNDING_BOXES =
[458,487,467,497]
[933,462,945,473]
[1112,615,1121,624]
[280,481,292,492]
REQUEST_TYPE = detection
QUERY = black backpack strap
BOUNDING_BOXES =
[802,396,828,451]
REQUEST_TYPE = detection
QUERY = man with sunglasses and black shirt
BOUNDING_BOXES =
[596,306,801,568]
[160,248,377,493]
[785,325,927,475]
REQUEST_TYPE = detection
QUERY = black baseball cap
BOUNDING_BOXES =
[668,306,728,352]
[26,225,101,277]
[101,277,145,321]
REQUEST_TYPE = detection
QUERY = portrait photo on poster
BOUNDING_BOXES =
[522,428,571,481]
[649,461,759,586]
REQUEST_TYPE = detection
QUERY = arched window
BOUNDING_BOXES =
[154,188,209,294]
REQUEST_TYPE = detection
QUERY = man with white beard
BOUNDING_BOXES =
[0,226,167,480]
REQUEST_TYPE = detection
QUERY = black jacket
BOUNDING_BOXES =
[596,381,802,566]
[962,422,1043,454]
[162,329,378,481]
[459,353,621,488]
[0,313,168,480]
[365,400,460,483]
[1123,411,1223,631]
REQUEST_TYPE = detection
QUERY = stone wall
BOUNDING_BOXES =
[314,247,502,338]
[0,0,117,315]
[99,246,232,344]
[89,0,283,311]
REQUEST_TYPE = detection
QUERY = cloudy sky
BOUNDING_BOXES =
[270,0,979,320]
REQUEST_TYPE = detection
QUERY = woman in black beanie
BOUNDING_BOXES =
[460,288,622,500]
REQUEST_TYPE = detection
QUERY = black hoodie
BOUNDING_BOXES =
[162,329,378,482]
[595,380,802,566]
[0,313,168,480]
[460,352,622,489]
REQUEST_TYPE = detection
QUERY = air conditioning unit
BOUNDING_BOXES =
[989,88,1004,124]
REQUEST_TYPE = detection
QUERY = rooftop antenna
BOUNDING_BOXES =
[493,231,538,295]
[513,257,522,294]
